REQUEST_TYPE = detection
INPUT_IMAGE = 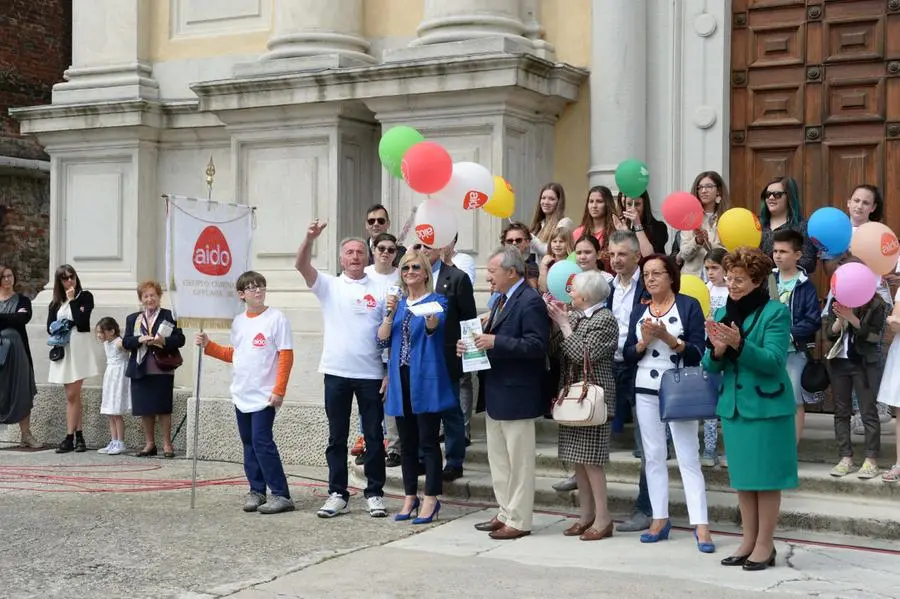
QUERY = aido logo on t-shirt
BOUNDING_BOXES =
[193,226,232,276]
[363,294,377,309]
[252,333,266,348]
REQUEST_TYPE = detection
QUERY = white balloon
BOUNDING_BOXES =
[433,162,496,210]
[413,199,458,248]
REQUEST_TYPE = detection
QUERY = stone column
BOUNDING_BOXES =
[260,0,374,67]
[588,0,647,192]
[52,0,158,104]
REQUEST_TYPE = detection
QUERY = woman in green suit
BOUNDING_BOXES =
[702,247,798,572]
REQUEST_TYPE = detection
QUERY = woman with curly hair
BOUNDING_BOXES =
[702,247,798,571]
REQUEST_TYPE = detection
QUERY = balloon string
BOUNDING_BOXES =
[397,204,418,246]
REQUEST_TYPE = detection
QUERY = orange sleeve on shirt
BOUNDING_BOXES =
[272,349,294,397]
[204,340,234,363]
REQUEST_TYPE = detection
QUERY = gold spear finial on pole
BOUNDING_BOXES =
[205,155,216,200]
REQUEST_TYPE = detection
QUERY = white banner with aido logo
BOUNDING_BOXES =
[164,196,253,327]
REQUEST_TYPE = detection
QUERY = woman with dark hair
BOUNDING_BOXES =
[623,254,711,551]
[123,280,185,458]
[0,265,38,448]
[758,176,817,273]
[529,182,574,258]
[572,186,619,250]
[47,264,99,453]
[616,191,668,257]
[573,235,613,284]
[675,171,730,278]
[703,247,798,571]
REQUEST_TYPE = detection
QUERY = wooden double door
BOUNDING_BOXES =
[730,0,900,235]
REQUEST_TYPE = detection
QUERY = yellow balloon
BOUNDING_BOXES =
[717,207,762,252]
[482,176,515,218]
[681,274,711,317]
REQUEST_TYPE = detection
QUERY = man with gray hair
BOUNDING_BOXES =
[457,246,549,540]
[295,219,389,519]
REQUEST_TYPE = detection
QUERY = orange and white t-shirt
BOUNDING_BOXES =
[228,308,292,412]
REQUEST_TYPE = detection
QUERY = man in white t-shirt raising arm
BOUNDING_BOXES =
[295,219,389,518]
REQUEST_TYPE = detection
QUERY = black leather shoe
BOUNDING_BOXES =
[385,453,401,468]
[742,549,776,571]
[720,554,750,567]
[354,451,366,465]
[74,437,87,453]
[136,446,158,457]
[442,466,464,482]
[55,437,74,454]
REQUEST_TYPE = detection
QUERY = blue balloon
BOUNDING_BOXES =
[547,260,583,304]
[808,207,852,257]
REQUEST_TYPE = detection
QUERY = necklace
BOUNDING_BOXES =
[648,294,675,318]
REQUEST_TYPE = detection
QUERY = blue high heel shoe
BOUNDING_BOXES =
[694,529,716,554]
[412,500,441,525]
[393,497,421,522]
[639,520,671,543]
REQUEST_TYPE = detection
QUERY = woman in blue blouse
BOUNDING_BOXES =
[376,250,455,524]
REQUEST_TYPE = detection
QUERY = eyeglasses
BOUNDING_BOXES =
[766,191,785,199]
[724,275,749,285]
[400,264,423,273]
[242,284,266,292]
[375,245,397,254]
[367,217,387,226]
[643,270,669,280]
[504,237,528,245]
[697,184,718,191]
[412,244,432,251]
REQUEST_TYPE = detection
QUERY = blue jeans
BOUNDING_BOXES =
[614,361,651,517]
[324,375,385,500]
[235,406,289,498]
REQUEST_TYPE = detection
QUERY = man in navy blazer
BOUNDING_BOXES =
[458,246,549,540]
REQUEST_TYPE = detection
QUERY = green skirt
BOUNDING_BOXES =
[721,414,799,491]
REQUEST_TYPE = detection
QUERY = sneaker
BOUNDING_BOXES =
[385,452,401,468]
[700,451,718,467]
[20,432,41,449]
[882,464,900,483]
[858,460,880,480]
[851,413,864,436]
[366,496,388,518]
[97,441,114,454]
[830,458,855,477]
[317,492,349,518]
[354,451,366,466]
[878,402,892,424]
[243,491,267,512]
[552,475,577,492]
[107,441,125,456]
[616,512,652,533]
[258,495,295,515]
[350,436,365,457]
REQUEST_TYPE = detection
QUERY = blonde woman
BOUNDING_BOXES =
[529,182,574,258]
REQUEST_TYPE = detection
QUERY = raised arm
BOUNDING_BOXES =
[294,219,327,288]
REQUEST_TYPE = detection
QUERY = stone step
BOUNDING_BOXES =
[351,463,900,540]
[461,442,900,500]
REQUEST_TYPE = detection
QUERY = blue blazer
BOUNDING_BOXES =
[122,308,186,379]
[622,293,705,368]
[477,282,550,420]
[380,293,457,416]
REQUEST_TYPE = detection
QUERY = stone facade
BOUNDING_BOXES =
[0,0,71,296]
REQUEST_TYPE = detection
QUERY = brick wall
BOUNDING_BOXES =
[0,0,71,296]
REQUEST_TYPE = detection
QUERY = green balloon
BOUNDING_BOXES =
[615,159,650,197]
[379,126,425,179]
[567,251,577,263]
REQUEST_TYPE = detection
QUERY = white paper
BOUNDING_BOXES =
[157,320,174,338]
[460,318,491,373]
[408,301,444,317]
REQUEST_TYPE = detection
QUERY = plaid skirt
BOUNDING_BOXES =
[558,422,611,465]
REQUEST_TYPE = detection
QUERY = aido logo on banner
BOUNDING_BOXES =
[164,196,254,328]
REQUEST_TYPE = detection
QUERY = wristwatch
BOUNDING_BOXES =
[669,338,684,352]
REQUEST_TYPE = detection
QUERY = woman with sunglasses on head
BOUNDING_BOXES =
[615,191,668,258]
[47,265,100,453]
[758,177,817,274]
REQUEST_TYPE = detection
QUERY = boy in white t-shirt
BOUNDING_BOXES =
[196,271,295,515]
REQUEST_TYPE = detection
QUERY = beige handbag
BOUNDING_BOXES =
[552,348,607,426]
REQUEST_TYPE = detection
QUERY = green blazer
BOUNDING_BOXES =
[702,300,796,420]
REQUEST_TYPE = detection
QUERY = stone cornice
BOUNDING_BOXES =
[10,99,164,136]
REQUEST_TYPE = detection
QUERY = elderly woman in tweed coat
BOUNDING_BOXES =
[547,269,618,542]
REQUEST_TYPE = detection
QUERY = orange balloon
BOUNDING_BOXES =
[850,222,900,275]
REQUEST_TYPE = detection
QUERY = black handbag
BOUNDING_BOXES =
[49,345,65,362]
[658,357,721,422]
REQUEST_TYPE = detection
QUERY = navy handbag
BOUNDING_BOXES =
[658,359,721,422]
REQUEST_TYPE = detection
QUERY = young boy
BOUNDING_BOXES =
[772,229,822,445]
[196,271,295,514]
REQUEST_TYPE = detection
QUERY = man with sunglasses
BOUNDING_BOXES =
[411,241,477,481]
[365,204,406,267]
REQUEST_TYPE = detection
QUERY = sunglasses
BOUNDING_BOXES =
[504,237,527,245]
[412,244,432,251]
[766,191,785,199]
[375,245,397,254]
[400,263,423,273]
[367,217,387,226]
[60,275,75,282]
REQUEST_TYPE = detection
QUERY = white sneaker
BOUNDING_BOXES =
[316,492,349,518]
[97,441,114,454]
[107,441,125,455]
[366,496,387,518]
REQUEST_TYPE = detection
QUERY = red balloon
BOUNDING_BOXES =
[661,191,704,231]
[401,141,453,194]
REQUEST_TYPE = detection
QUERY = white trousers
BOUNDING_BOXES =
[485,414,536,531]
[636,393,709,524]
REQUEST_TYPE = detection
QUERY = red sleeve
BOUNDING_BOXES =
[272,349,294,397]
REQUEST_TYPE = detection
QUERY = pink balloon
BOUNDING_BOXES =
[401,142,453,194]
[831,262,879,308]
[661,192,704,231]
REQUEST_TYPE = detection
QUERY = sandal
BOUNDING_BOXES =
[882,464,900,483]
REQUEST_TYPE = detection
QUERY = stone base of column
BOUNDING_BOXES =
[51,62,159,104]
[383,36,536,63]
[234,54,374,78]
